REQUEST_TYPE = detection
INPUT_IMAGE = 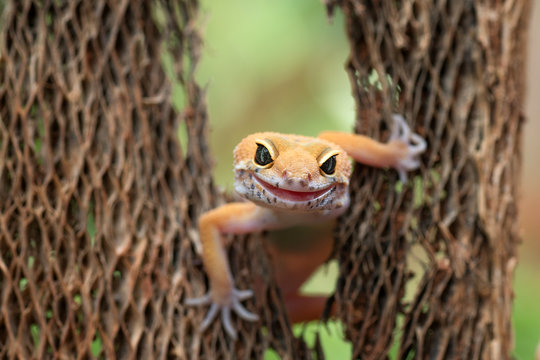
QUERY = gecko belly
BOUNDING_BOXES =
[253,174,334,203]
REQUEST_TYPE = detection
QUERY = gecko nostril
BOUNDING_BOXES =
[282,170,288,178]
[299,179,307,187]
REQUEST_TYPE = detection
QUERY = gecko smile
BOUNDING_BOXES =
[252,173,335,202]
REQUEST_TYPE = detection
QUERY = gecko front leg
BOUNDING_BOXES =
[318,114,426,181]
[186,202,281,339]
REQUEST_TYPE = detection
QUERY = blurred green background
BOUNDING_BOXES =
[194,1,540,358]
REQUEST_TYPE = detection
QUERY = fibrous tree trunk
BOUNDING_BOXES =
[0,0,301,358]
[0,0,221,358]
[327,0,530,359]
[0,0,530,359]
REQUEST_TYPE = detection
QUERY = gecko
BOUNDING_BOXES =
[186,114,426,339]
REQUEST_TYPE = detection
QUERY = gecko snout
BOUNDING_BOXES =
[274,152,320,189]
[281,169,310,180]
[279,169,314,189]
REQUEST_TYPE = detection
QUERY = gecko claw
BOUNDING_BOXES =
[390,114,427,182]
[234,289,255,301]
[185,293,211,306]
[200,303,220,331]
[222,307,236,339]
[185,287,259,339]
[232,297,260,321]
[390,114,411,142]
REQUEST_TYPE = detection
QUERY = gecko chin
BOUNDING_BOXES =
[253,175,335,203]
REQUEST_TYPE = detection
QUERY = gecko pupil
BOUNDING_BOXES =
[254,144,273,166]
[320,155,336,175]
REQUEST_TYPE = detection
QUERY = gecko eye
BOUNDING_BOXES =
[320,155,337,175]
[254,144,273,167]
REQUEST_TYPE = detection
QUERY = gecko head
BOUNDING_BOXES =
[233,132,351,212]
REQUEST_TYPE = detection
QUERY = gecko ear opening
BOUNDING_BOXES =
[254,143,274,168]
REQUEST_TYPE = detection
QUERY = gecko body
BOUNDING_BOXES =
[186,115,426,339]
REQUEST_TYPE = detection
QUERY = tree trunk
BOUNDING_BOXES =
[0,0,530,359]
[328,0,531,358]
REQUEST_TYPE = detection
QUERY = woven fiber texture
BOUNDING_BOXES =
[0,0,531,359]
[0,0,308,358]
[326,0,530,359]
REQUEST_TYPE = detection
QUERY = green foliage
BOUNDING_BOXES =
[199,0,354,190]
[513,259,540,359]
[87,203,96,247]
[91,331,102,357]
[31,323,40,348]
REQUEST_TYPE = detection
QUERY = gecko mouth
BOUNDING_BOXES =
[253,174,334,202]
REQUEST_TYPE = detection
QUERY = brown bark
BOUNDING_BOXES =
[0,0,220,358]
[0,0,530,359]
[327,0,531,359]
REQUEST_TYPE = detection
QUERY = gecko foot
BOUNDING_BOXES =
[185,288,259,339]
[389,114,427,182]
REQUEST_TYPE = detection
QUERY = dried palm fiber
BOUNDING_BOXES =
[326,0,530,359]
[0,0,531,359]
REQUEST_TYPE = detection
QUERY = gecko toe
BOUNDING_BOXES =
[402,158,420,169]
[185,293,211,306]
[409,134,427,154]
[222,307,237,340]
[234,288,254,300]
[200,303,220,331]
[390,114,410,142]
[232,299,259,321]
[398,169,408,183]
